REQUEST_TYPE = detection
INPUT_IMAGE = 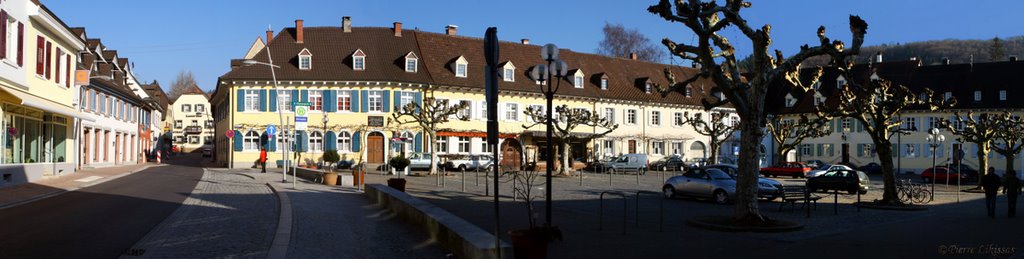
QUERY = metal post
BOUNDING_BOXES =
[579,169,583,186]
[462,168,466,192]
[834,190,838,215]
[930,143,936,200]
[636,169,640,185]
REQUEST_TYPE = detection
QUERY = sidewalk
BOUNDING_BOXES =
[0,162,159,209]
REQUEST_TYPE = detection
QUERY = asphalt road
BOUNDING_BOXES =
[0,156,204,258]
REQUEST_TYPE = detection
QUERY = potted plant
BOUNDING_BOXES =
[387,155,411,192]
[508,170,561,259]
[322,150,340,186]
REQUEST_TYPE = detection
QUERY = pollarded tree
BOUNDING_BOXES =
[392,89,469,175]
[523,104,618,176]
[766,114,831,165]
[814,78,953,204]
[681,111,739,165]
[649,0,868,222]
[941,112,1002,188]
[992,112,1024,175]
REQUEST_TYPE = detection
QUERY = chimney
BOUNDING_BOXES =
[445,25,458,36]
[629,52,637,60]
[1011,56,1018,62]
[942,58,950,65]
[393,22,402,37]
[874,52,883,63]
[342,16,352,33]
[295,20,304,43]
[520,38,530,45]
[266,30,273,44]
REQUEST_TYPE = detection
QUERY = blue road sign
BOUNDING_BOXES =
[267,124,277,135]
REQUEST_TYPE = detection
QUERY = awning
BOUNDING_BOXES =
[526,130,595,138]
[0,87,96,122]
[437,131,518,139]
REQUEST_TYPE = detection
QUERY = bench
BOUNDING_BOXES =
[778,186,821,212]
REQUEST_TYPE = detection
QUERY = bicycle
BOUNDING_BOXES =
[896,179,932,204]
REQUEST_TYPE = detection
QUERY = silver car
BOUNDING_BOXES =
[407,153,435,170]
[663,167,782,204]
[705,164,783,200]
[806,164,853,178]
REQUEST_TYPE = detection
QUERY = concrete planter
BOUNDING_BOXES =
[323,172,338,186]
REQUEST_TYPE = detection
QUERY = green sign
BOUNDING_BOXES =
[295,106,309,117]
[292,102,312,106]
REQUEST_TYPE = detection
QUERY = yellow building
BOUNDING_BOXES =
[212,19,735,169]
[0,1,88,186]
[168,85,214,152]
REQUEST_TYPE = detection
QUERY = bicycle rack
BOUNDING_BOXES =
[635,191,664,232]
[599,191,628,235]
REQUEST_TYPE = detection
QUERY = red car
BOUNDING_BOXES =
[921,166,980,183]
[760,162,812,178]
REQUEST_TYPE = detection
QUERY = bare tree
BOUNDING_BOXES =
[814,78,952,204]
[990,37,1005,62]
[992,112,1024,174]
[523,105,618,176]
[681,111,738,165]
[649,0,868,222]
[168,70,197,101]
[391,88,469,175]
[942,112,1001,189]
[597,22,666,62]
[766,114,830,165]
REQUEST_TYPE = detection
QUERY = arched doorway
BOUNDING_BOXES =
[367,132,385,163]
[690,141,707,159]
[500,138,523,172]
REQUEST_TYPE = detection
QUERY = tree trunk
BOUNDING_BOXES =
[873,139,900,204]
[1005,153,1016,176]
[734,118,766,222]
[427,131,438,175]
[774,146,793,165]
[709,142,720,165]
[558,142,572,176]
[977,141,990,188]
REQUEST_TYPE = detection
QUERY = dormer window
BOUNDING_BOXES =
[572,70,584,88]
[352,49,366,71]
[600,78,608,90]
[814,92,825,105]
[812,81,821,90]
[944,91,952,100]
[974,90,981,101]
[645,83,652,93]
[685,85,692,97]
[297,48,312,70]
[1000,90,1007,101]
[453,56,468,78]
[919,93,929,102]
[502,62,515,82]
[784,94,796,107]
[404,52,418,73]
[836,76,847,88]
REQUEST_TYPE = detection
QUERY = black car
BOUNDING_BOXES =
[858,162,883,174]
[650,156,686,171]
[806,169,869,194]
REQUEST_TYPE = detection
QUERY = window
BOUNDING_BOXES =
[574,75,584,88]
[503,67,515,82]
[277,90,292,112]
[480,139,494,153]
[4,16,17,62]
[189,136,200,144]
[685,86,693,97]
[332,90,350,112]
[457,137,470,153]
[626,109,637,124]
[337,131,351,152]
[651,111,661,126]
[456,63,468,78]
[671,142,683,155]
[1000,90,1007,101]
[814,95,825,105]
[309,90,323,111]
[801,144,812,156]
[944,92,952,100]
[397,92,415,110]
[836,78,846,88]
[174,120,182,129]
[841,118,851,132]
[478,101,487,121]
[927,117,940,129]
[368,91,383,112]
[436,137,448,153]
[905,143,916,157]
[298,49,312,70]
[974,91,981,101]
[276,130,293,151]
[191,120,199,127]
[604,108,615,124]
[205,120,214,128]
[528,105,543,122]
[352,49,366,71]
[645,83,652,94]
[600,78,608,90]
[405,52,418,72]
[196,104,205,113]
[673,112,684,126]
[243,131,260,151]
[181,104,192,113]
[602,140,615,155]
[785,94,796,107]
[504,103,519,121]
[457,100,472,119]
[309,131,323,152]
[903,117,917,131]
[244,90,260,111]
[652,141,664,155]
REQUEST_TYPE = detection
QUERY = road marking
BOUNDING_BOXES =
[74,176,104,183]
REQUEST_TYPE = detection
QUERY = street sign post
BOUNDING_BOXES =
[225,130,235,139]
[267,124,278,135]
[483,27,502,259]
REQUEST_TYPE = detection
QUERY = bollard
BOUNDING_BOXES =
[636,169,640,185]
[579,169,584,186]
[462,168,466,192]
[156,150,161,164]
[476,167,480,186]
[442,167,447,188]
[857,190,861,212]
[834,190,839,215]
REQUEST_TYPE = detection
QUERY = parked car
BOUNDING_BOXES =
[601,154,649,174]
[705,164,783,200]
[806,169,869,194]
[662,166,783,204]
[444,154,494,171]
[202,147,212,157]
[803,160,826,168]
[407,153,435,170]
[649,155,686,171]
[759,162,812,178]
[859,162,883,174]
[685,157,708,168]
[921,165,979,183]
[806,164,854,178]
[588,156,618,171]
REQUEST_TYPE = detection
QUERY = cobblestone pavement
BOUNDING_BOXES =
[123,169,277,258]
[363,168,1023,258]
[240,168,447,258]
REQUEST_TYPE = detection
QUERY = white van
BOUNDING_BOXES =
[601,154,649,174]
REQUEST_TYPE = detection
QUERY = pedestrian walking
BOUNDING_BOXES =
[1004,170,1021,218]
[259,148,268,173]
[981,167,1002,218]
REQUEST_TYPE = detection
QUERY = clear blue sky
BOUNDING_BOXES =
[47,0,1023,92]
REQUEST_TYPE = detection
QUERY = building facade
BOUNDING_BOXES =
[76,39,147,168]
[213,19,745,169]
[169,85,213,152]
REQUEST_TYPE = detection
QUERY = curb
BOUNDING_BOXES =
[685,216,804,233]
[0,164,163,210]
[266,183,293,259]
[855,202,930,211]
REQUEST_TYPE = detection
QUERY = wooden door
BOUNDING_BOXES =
[115,134,121,164]
[367,134,384,163]
[500,139,523,171]
[83,130,90,165]
[628,140,636,154]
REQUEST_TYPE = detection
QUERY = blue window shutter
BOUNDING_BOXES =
[259,89,267,111]
[383,90,391,112]
[393,91,401,111]
[269,90,278,112]
[350,90,359,112]
[828,145,834,157]
[291,89,299,109]
[233,130,243,151]
[268,131,277,152]
[236,89,245,112]
[360,90,369,112]
[300,90,309,102]
[414,132,423,152]
[816,144,823,157]
[924,143,932,157]
[326,131,337,150]
[324,90,336,112]
[297,131,309,152]
[353,130,362,152]
[857,144,864,157]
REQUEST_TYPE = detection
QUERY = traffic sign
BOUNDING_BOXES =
[295,105,309,131]
[225,130,235,139]
[295,106,309,117]
[293,102,313,107]
[267,124,278,135]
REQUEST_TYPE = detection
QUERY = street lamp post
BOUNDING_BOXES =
[323,115,329,165]
[927,128,945,201]
[243,39,287,183]
[530,43,568,227]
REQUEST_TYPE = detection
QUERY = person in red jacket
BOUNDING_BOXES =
[259,148,268,173]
